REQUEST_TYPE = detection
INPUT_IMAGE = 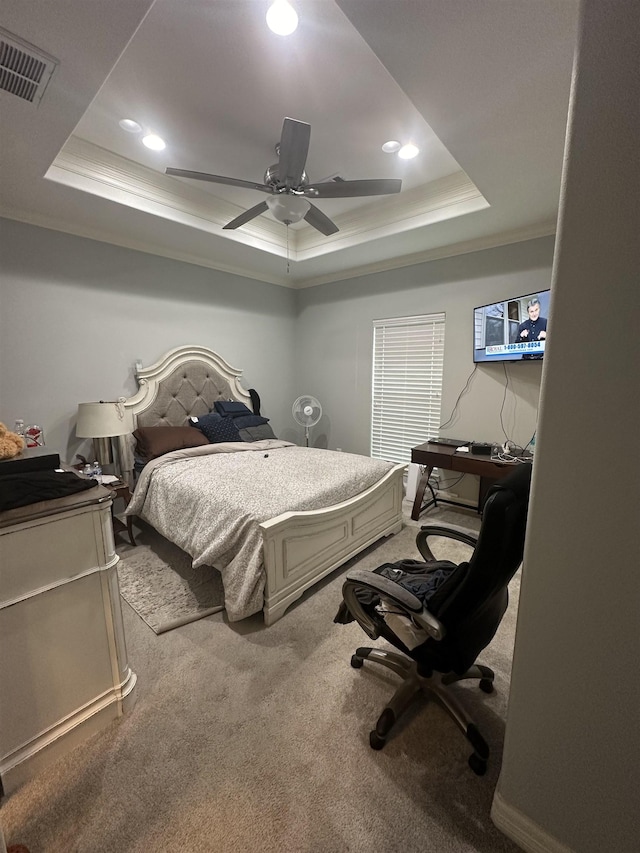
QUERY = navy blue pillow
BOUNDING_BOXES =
[196,415,242,444]
[214,400,253,418]
[232,414,270,429]
[189,412,221,432]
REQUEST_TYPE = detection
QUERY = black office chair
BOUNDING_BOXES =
[338,462,532,775]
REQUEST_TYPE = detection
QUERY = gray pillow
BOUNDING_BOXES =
[238,424,278,442]
[233,414,270,429]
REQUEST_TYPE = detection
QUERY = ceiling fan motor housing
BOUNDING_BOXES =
[264,163,308,191]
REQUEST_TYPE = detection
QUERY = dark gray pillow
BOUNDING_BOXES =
[238,424,278,442]
[233,414,270,429]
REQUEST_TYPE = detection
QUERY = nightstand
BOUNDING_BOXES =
[108,480,136,546]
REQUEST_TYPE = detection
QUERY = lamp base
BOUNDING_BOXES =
[93,437,114,467]
[92,437,126,477]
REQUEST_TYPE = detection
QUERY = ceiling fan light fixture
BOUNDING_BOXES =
[266,0,298,35]
[398,142,420,160]
[142,133,166,151]
[266,194,310,224]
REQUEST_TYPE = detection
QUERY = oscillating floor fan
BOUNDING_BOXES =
[292,395,322,447]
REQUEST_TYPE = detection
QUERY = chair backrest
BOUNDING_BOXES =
[423,462,532,672]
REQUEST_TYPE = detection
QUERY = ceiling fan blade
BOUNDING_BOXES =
[222,200,269,230]
[278,118,311,189]
[304,178,402,198]
[166,167,271,194]
[304,203,339,236]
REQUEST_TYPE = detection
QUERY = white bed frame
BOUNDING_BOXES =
[122,345,404,625]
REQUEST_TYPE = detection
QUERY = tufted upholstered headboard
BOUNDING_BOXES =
[120,345,252,482]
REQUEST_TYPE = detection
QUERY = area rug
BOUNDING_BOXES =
[116,522,225,634]
[115,508,477,634]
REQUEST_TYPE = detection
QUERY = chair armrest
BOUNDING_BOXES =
[416,523,478,560]
[346,569,422,611]
[344,569,445,641]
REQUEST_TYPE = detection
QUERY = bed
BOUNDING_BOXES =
[121,345,404,625]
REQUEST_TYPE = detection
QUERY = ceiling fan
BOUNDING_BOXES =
[165,117,402,236]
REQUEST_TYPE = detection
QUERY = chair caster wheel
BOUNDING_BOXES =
[479,678,494,693]
[468,753,487,775]
[369,708,394,750]
[370,730,386,750]
[351,655,364,669]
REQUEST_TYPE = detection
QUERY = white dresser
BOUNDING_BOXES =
[0,484,137,795]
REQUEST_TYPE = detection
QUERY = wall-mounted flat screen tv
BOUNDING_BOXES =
[473,289,551,363]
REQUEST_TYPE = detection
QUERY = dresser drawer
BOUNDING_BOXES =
[0,504,114,602]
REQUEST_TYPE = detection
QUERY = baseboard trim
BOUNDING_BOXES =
[491,791,574,853]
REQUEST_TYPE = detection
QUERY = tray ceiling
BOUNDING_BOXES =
[0,0,579,287]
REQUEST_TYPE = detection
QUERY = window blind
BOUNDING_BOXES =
[371,313,445,464]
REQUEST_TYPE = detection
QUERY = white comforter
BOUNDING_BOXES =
[126,440,394,620]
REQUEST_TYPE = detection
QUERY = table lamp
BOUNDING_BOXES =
[76,399,133,475]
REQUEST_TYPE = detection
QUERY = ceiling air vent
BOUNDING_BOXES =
[0,27,58,105]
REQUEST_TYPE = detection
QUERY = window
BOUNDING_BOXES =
[371,313,446,464]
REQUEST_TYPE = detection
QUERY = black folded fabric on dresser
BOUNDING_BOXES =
[0,470,99,511]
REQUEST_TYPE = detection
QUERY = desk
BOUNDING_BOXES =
[411,442,527,520]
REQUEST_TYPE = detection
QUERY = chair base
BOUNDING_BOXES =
[351,646,495,775]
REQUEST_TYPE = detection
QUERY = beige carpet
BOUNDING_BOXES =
[1,503,522,853]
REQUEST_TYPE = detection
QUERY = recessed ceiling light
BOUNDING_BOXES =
[119,118,142,133]
[142,134,166,151]
[398,143,420,160]
[382,140,401,154]
[266,0,298,35]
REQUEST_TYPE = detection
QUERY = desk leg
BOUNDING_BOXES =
[411,465,436,520]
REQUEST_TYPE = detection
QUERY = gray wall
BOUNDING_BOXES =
[1,218,552,474]
[294,237,552,497]
[0,219,297,464]
[493,2,639,850]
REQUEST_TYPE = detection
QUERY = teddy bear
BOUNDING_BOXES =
[0,422,25,459]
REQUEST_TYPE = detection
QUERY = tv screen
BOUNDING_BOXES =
[473,289,550,363]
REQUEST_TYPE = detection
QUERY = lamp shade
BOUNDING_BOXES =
[76,401,133,438]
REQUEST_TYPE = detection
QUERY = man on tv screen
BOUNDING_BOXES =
[517,296,547,359]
